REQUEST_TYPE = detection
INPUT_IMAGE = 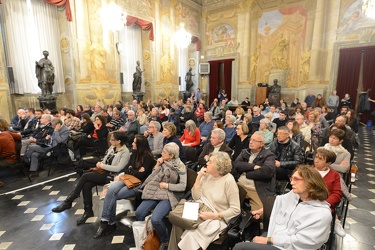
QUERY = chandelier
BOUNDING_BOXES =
[174,22,192,49]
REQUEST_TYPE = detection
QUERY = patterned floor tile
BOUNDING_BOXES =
[57,196,67,201]
[365,163,375,166]
[371,211,375,216]
[17,201,30,206]
[366,168,375,171]
[49,191,60,195]
[85,217,98,223]
[40,224,54,230]
[62,244,76,250]
[11,195,24,200]
[49,233,64,241]
[68,178,77,182]
[346,218,357,224]
[0,231,5,237]
[348,204,357,210]
[42,186,53,190]
[0,242,12,249]
[31,215,45,221]
[74,209,84,215]
[24,208,37,213]
[369,181,375,185]
[111,236,124,244]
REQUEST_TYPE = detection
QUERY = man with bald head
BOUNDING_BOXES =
[119,110,140,146]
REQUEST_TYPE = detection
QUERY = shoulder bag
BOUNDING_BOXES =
[143,216,160,250]
[119,174,142,189]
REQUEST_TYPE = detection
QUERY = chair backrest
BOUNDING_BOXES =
[183,146,197,162]
[185,168,197,193]
[237,184,247,206]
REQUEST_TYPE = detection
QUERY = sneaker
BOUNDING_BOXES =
[158,241,169,250]
[334,219,346,237]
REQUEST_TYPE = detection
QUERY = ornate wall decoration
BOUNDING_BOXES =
[206,23,236,47]
[83,40,108,82]
[188,58,197,68]
[60,36,70,53]
[64,75,73,85]
[156,87,179,100]
[80,87,117,106]
[143,50,151,62]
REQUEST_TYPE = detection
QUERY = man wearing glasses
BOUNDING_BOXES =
[144,121,164,157]
[251,107,265,130]
[233,131,276,212]
[269,126,304,181]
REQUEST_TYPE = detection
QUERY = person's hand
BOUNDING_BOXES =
[114,175,120,182]
[87,134,92,138]
[199,211,217,220]
[251,208,263,220]
[139,167,145,172]
[252,236,267,244]
[201,136,207,142]
[54,123,61,131]
[45,135,51,140]
[119,127,125,132]
[275,160,281,167]
[254,165,261,170]
[106,123,113,127]
[156,157,164,166]
[340,160,349,166]
[96,162,103,168]
[144,131,149,137]
[198,167,207,177]
[159,182,168,189]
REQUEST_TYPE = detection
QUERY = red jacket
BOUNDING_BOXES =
[0,131,21,162]
[323,169,342,212]
[179,128,201,147]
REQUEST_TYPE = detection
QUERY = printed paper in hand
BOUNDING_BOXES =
[182,202,200,221]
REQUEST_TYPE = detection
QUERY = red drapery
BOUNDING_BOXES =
[43,0,72,21]
[191,36,200,51]
[126,15,154,41]
[208,59,234,104]
[279,6,308,43]
[0,0,72,21]
[336,48,362,112]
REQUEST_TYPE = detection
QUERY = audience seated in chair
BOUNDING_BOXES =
[233,166,332,250]
[135,142,187,250]
[51,132,130,225]
[233,131,276,214]
[198,111,214,144]
[198,128,232,167]
[23,118,70,177]
[162,123,187,163]
[168,151,241,250]
[179,120,201,147]
[93,135,155,239]
[269,126,304,181]
[118,110,140,147]
[144,121,164,157]
[228,122,250,161]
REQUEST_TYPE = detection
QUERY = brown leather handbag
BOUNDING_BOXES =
[119,174,142,189]
[143,216,160,250]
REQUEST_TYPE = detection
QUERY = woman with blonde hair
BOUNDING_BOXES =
[235,107,245,125]
[229,122,250,160]
[179,120,201,147]
[306,112,321,151]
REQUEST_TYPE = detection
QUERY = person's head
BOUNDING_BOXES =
[335,116,347,127]
[340,106,349,115]
[314,148,337,171]
[185,120,197,134]
[332,90,337,95]
[236,122,249,136]
[94,114,107,126]
[210,128,225,146]
[243,113,252,124]
[35,109,43,119]
[259,118,271,131]
[345,93,350,98]
[40,114,51,125]
[301,102,307,109]
[321,105,328,114]
[264,112,273,121]
[84,104,92,111]
[113,109,121,119]
[151,107,159,117]
[81,113,92,124]
[127,110,135,120]
[276,126,290,143]
[252,107,260,116]
[163,122,177,138]
[232,97,236,101]
[236,107,244,115]
[270,105,277,113]
[0,118,9,131]
[317,94,322,99]
[279,111,287,120]
[60,108,67,116]
[290,166,328,201]
[295,114,305,126]
[281,102,287,109]
[225,110,232,117]
[17,109,25,118]
[204,112,213,122]
[213,120,224,130]
[132,134,150,152]
[138,108,145,115]
[329,128,345,146]
[148,121,161,135]
[110,131,129,147]
[308,90,313,96]
[162,142,179,161]
[249,131,265,153]
[185,105,191,113]
[346,109,355,119]
[294,98,299,103]
[225,115,236,125]
[206,151,232,176]
[286,120,300,135]
[66,109,76,118]
[94,105,102,113]
[51,118,63,128]
[26,108,35,118]
[308,113,318,123]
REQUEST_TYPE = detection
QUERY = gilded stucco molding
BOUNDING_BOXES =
[206,10,237,22]
[79,86,118,106]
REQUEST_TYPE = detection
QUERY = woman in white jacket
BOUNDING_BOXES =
[234,166,332,250]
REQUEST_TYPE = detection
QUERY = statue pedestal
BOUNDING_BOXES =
[132,92,144,102]
[269,69,288,87]
[38,95,57,110]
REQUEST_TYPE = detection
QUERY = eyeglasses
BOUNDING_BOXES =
[250,139,263,143]
[290,176,304,182]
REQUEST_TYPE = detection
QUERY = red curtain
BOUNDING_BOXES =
[362,47,375,122]
[336,48,362,112]
[43,0,72,21]
[208,59,234,104]
[191,36,200,51]
[126,15,154,41]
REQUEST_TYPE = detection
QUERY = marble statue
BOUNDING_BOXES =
[268,79,281,106]
[185,67,194,92]
[35,50,55,96]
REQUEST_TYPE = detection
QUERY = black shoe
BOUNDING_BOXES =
[77,210,94,225]
[158,241,169,250]
[52,201,72,213]
[93,221,117,239]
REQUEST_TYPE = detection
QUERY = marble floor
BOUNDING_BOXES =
[0,126,375,250]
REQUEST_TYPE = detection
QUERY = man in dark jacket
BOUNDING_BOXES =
[269,126,304,181]
[198,128,232,166]
[233,131,276,211]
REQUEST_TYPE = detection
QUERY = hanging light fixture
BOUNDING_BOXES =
[174,22,191,48]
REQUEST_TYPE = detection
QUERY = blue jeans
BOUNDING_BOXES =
[135,199,172,243]
[101,181,137,224]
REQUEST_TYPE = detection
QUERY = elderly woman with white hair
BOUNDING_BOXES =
[136,142,187,250]
[259,118,274,149]
[224,115,236,143]
[179,120,201,147]
[169,151,240,250]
